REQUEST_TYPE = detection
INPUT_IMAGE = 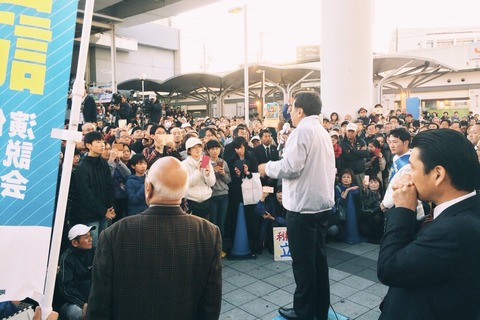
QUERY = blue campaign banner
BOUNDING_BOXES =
[0,0,79,227]
[406,97,421,119]
[0,0,79,303]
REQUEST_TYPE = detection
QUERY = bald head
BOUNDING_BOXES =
[145,157,188,205]
[468,123,480,146]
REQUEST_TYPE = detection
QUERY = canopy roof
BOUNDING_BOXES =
[118,55,455,98]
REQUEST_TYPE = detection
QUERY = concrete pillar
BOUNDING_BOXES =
[321,0,374,121]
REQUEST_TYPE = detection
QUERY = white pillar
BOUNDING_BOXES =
[110,24,117,93]
[321,0,373,121]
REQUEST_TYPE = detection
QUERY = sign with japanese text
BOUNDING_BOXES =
[273,227,292,261]
[0,0,78,302]
[263,102,279,129]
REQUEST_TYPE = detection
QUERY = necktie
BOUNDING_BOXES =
[266,146,271,161]
[422,207,434,228]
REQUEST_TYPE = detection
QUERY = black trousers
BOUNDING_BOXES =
[287,210,330,320]
[187,198,212,220]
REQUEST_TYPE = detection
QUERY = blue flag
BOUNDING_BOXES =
[0,0,79,302]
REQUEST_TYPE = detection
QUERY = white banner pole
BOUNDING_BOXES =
[40,0,95,318]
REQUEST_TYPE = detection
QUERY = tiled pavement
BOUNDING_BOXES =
[220,241,387,320]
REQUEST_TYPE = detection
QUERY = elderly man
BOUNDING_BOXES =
[378,129,480,319]
[340,122,370,186]
[114,129,132,146]
[467,122,480,146]
[87,157,222,320]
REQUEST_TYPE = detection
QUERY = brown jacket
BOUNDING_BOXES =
[87,206,222,320]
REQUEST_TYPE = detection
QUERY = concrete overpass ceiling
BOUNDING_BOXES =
[77,0,221,28]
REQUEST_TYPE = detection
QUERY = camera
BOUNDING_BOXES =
[111,93,122,105]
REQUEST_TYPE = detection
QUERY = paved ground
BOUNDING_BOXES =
[220,241,387,320]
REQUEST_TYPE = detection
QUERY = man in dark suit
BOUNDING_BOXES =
[253,129,279,187]
[87,157,222,320]
[377,129,480,320]
[82,87,97,124]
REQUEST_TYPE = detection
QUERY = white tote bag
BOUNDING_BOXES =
[241,172,262,205]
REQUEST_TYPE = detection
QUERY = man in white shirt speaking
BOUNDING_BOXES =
[259,92,335,320]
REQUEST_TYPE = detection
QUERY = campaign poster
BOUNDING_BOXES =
[0,0,79,302]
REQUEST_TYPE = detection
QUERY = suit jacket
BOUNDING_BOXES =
[83,95,97,123]
[377,194,480,320]
[253,144,279,165]
[87,206,222,320]
[253,144,279,187]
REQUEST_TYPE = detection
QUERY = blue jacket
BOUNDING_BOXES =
[255,195,287,226]
[126,175,148,215]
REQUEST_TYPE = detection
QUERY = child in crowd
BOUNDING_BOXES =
[125,154,148,216]
[205,139,231,258]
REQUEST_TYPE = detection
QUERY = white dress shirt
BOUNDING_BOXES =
[433,191,476,219]
[265,115,335,213]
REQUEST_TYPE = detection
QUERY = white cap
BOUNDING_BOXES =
[329,131,339,137]
[250,135,260,142]
[185,137,202,150]
[181,122,191,128]
[346,122,358,131]
[68,224,96,241]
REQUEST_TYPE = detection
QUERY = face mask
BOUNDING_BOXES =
[164,121,172,129]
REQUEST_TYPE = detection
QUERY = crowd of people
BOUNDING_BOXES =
[59,91,480,319]
[4,88,480,320]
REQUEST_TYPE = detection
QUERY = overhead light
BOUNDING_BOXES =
[228,7,243,14]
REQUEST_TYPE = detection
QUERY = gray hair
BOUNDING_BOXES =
[147,169,188,200]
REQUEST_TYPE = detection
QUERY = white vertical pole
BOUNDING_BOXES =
[261,70,265,118]
[111,24,117,93]
[243,3,249,126]
[41,0,95,319]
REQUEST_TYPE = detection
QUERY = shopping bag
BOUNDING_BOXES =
[241,172,262,205]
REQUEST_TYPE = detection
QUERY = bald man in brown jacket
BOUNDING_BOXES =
[87,157,222,320]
